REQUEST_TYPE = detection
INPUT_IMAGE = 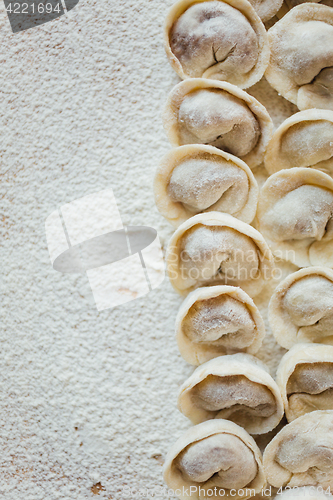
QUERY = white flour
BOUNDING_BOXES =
[0,0,299,498]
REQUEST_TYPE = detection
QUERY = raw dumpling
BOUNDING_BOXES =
[154,145,259,227]
[273,487,332,500]
[257,168,333,267]
[166,212,274,297]
[178,353,284,434]
[176,285,265,365]
[276,344,333,422]
[164,0,270,87]
[263,410,333,489]
[278,0,333,18]
[265,110,333,176]
[163,419,266,500]
[163,78,273,169]
[269,267,333,349]
[249,0,284,21]
[266,4,333,111]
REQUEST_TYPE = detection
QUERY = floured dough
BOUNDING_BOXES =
[250,0,284,20]
[176,285,265,365]
[178,354,284,434]
[277,344,333,422]
[269,267,333,349]
[257,168,333,267]
[154,145,258,227]
[266,4,333,111]
[265,109,333,176]
[263,410,333,489]
[277,0,333,18]
[163,419,266,500]
[163,78,273,169]
[285,0,321,7]
[164,0,271,87]
[166,212,274,297]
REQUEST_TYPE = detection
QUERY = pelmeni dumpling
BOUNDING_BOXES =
[265,110,333,176]
[266,4,333,111]
[269,267,333,349]
[278,0,333,19]
[163,79,273,169]
[257,168,333,267]
[273,487,332,500]
[277,344,333,422]
[164,0,271,87]
[163,419,266,500]
[176,285,265,365]
[178,354,284,434]
[167,212,274,297]
[263,410,333,489]
[247,0,284,21]
[154,145,259,228]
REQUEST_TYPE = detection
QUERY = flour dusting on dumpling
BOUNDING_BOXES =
[163,79,273,169]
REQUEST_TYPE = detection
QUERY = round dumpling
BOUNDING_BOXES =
[277,0,333,18]
[257,168,333,267]
[163,419,266,500]
[265,109,333,176]
[163,79,273,169]
[249,0,284,21]
[266,4,333,111]
[178,354,284,434]
[164,0,271,87]
[263,410,333,489]
[154,145,258,227]
[166,212,275,297]
[269,267,333,349]
[277,344,333,422]
[176,285,265,365]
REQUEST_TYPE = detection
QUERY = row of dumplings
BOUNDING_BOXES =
[159,206,333,496]
[155,79,333,239]
[158,1,333,498]
[163,269,333,496]
[164,0,333,111]
[164,343,333,495]
[163,203,333,301]
[164,410,333,499]
[174,264,333,365]
[173,343,333,433]
[155,82,333,273]
[161,229,333,496]
[159,187,333,496]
